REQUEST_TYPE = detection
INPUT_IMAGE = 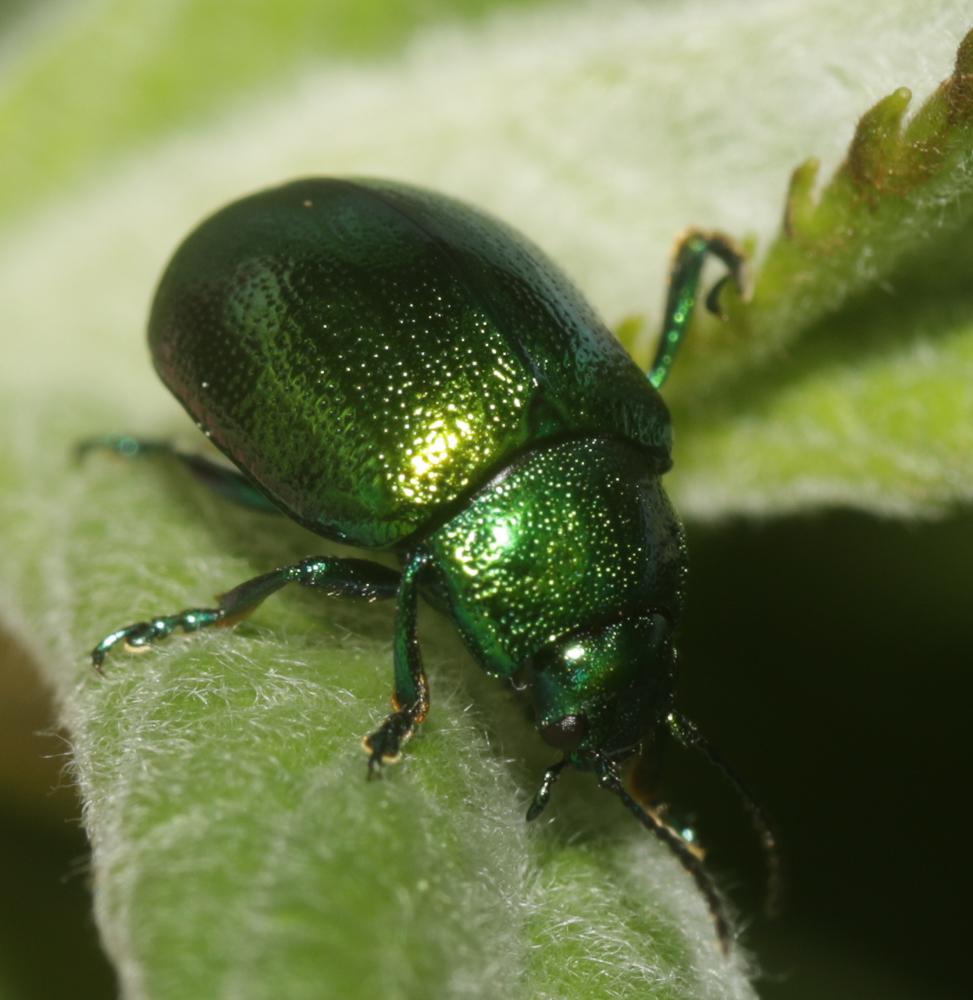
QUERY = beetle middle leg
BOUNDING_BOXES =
[91,556,399,670]
[77,434,282,515]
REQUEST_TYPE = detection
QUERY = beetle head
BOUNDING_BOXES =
[523,612,741,953]
[526,611,674,769]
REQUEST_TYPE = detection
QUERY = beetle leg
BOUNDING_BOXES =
[647,230,749,389]
[525,758,568,820]
[76,434,282,515]
[363,552,431,777]
[90,556,400,670]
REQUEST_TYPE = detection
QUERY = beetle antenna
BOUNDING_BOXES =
[597,758,731,954]
[526,758,568,821]
[667,710,783,916]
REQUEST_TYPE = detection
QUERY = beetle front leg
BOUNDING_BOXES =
[647,229,748,389]
[363,551,431,776]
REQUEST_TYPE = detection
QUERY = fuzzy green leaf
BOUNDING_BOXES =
[2,1,971,998]
[653,26,973,517]
[0,0,551,225]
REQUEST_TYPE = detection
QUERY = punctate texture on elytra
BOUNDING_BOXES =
[149,178,672,547]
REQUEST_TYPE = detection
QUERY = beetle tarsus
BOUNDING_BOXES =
[648,228,749,389]
[75,433,164,464]
[76,434,284,515]
[364,709,415,778]
[526,758,568,820]
[89,610,225,673]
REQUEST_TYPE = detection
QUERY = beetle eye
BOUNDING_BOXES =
[539,714,588,751]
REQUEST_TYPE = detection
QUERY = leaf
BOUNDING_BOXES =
[2,411,756,999]
[0,0,550,225]
[657,26,973,518]
[1,2,971,998]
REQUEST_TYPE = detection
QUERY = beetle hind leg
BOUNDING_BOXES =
[77,434,282,515]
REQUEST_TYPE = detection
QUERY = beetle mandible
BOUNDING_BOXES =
[85,178,778,951]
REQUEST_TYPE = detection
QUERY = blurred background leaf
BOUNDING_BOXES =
[1,1,971,998]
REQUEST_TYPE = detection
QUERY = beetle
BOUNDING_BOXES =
[85,177,778,951]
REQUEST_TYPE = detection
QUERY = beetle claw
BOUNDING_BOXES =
[704,274,733,320]
[89,621,154,673]
[702,235,749,319]
[363,711,414,779]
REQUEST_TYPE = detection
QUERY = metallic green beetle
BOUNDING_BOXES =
[87,178,776,950]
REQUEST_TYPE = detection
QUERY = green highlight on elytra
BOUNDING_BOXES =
[81,177,774,954]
